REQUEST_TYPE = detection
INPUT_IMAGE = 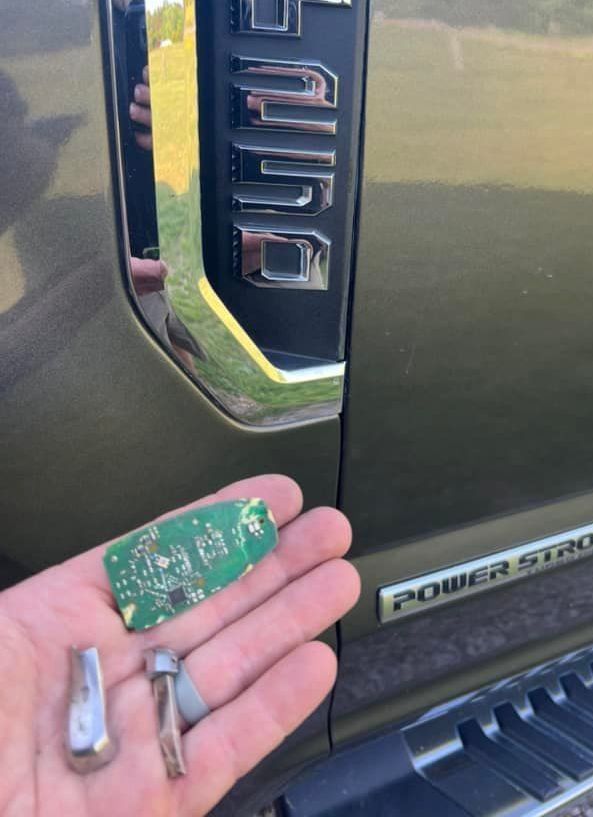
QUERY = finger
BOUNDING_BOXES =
[130,258,167,294]
[139,506,352,657]
[177,642,337,816]
[173,558,359,712]
[133,83,151,106]
[134,131,152,152]
[142,64,149,85]
[66,474,303,594]
[130,257,166,275]
[129,101,151,128]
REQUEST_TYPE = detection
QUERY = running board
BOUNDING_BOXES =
[281,646,593,816]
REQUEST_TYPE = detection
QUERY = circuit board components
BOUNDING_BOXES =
[104,498,278,631]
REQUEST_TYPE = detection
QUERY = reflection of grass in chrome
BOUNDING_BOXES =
[156,182,340,422]
[147,39,192,194]
[148,15,340,422]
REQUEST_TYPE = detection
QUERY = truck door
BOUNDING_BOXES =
[334,0,593,746]
[0,1,350,809]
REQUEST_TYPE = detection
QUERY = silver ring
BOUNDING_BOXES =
[174,659,211,727]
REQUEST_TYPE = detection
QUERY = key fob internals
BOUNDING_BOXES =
[104,498,278,630]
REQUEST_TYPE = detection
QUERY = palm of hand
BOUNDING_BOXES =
[0,476,359,817]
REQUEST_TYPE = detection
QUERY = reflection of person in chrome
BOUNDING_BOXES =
[127,63,205,368]
[244,65,335,134]
[129,255,205,370]
[241,232,328,289]
[129,65,153,152]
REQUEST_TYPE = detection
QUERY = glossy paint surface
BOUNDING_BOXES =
[0,1,340,810]
[0,0,340,572]
[335,0,593,745]
[138,0,344,426]
[343,1,593,554]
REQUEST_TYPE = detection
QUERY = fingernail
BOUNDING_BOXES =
[134,86,140,101]
[129,102,138,116]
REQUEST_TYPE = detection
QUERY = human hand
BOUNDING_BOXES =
[240,231,290,276]
[0,475,359,817]
[130,256,168,295]
[130,65,152,151]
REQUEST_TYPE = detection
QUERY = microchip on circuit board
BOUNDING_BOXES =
[104,498,278,631]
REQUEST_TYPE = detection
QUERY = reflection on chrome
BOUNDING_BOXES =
[232,144,335,215]
[231,57,338,135]
[237,226,330,290]
[111,0,343,426]
[232,0,351,37]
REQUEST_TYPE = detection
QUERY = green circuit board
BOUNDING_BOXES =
[104,498,278,631]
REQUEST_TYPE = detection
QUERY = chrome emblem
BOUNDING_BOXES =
[231,57,338,134]
[230,4,349,289]
[378,525,593,624]
[236,226,330,289]
[232,145,335,215]
[232,0,351,36]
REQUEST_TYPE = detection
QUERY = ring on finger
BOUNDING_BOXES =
[174,659,211,729]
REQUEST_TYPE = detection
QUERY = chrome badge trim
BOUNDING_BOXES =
[236,226,330,289]
[231,57,338,135]
[139,0,344,427]
[231,0,351,37]
[232,144,335,215]
[378,524,593,624]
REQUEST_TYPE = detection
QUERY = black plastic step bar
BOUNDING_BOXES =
[281,646,593,817]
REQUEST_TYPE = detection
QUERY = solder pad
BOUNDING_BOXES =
[104,498,278,630]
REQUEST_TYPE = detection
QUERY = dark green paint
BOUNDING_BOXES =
[0,0,339,806]
[335,0,593,747]
[0,1,340,575]
[7,0,593,808]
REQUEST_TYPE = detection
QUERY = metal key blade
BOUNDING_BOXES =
[152,673,187,777]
